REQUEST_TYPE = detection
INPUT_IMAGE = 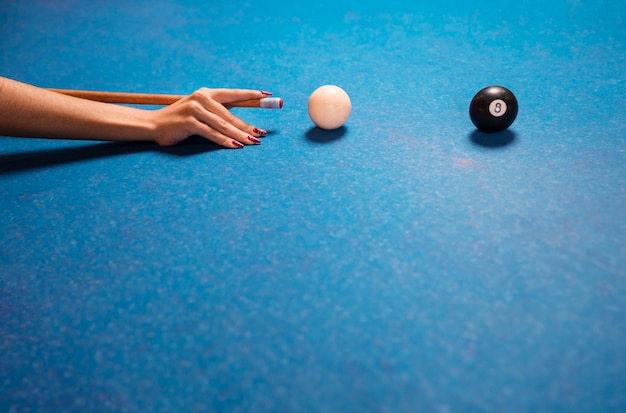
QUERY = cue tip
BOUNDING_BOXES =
[260,97,283,109]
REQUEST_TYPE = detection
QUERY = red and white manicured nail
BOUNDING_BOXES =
[253,128,267,136]
[260,91,273,96]
[248,136,262,145]
[232,140,245,148]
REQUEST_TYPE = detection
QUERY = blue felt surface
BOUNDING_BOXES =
[1,1,626,412]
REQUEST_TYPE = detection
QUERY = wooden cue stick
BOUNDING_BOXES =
[46,88,280,108]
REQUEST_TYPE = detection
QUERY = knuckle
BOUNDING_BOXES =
[194,87,213,99]
[186,100,204,115]
[223,111,237,123]
[189,89,210,105]
[217,118,229,130]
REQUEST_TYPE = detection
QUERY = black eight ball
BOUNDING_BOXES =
[469,86,518,133]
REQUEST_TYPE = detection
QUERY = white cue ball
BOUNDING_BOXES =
[307,85,351,130]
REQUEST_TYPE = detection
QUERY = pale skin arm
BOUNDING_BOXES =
[0,76,270,149]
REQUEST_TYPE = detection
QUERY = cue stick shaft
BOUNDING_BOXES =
[46,88,282,108]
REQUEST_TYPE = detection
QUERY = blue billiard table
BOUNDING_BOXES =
[2,1,625,411]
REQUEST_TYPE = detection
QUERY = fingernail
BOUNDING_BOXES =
[253,127,267,136]
[232,140,245,148]
[248,136,262,145]
[260,91,273,96]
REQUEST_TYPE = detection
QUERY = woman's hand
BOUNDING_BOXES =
[151,88,270,148]
[0,77,273,149]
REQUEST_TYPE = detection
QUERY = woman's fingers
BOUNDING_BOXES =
[199,112,262,146]
[193,119,248,149]
[152,87,272,148]
[189,89,268,139]
[205,88,272,105]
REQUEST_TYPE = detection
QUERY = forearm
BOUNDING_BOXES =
[0,76,155,142]
[0,76,272,148]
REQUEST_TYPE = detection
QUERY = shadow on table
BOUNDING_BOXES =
[469,129,517,148]
[0,136,222,175]
[305,126,348,144]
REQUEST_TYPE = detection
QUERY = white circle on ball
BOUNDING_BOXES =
[489,99,507,117]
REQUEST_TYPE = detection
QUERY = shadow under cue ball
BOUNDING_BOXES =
[308,85,352,130]
[469,86,518,133]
